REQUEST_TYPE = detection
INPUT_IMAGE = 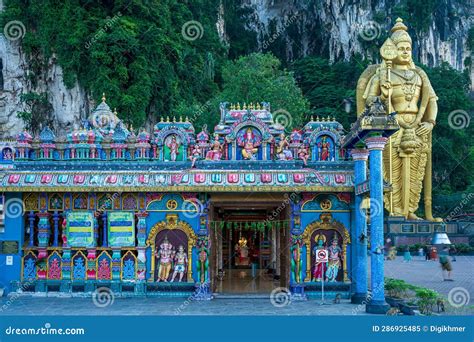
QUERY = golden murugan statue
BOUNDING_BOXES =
[357,18,441,221]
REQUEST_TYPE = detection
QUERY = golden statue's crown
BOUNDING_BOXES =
[390,18,412,45]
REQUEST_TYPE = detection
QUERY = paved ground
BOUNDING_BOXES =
[0,296,372,316]
[0,256,472,316]
[384,255,474,305]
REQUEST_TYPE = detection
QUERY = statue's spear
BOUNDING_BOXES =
[380,38,397,215]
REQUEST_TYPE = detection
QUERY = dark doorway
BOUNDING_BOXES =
[209,202,290,294]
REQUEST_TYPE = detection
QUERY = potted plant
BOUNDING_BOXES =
[399,299,419,315]
[415,288,439,315]
[385,278,409,307]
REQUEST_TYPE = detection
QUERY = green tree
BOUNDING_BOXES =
[207,53,309,131]
[291,56,369,129]
[1,0,224,128]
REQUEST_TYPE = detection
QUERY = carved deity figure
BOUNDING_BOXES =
[325,233,342,282]
[357,18,441,221]
[189,145,202,168]
[155,235,175,281]
[318,136,331,161]
[290,236,303,283]
[276,133,293,160]
[206,135,223,161]
[312,234,326,281]
[170,245,188,282]
[197,239,209,283]
[166,136,180,162]
[239,128,260,160]
[297,145,309,166]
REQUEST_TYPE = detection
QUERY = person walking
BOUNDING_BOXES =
[449,245,457,262]
[439,246,453,281]
[403,245,412,262]
[424,245,430,261]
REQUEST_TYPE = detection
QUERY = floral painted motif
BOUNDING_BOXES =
[23,257,36,280]
[122,259,135,280]
[97,258,111,280]
[47,258,61,279]
[73,257,86,280]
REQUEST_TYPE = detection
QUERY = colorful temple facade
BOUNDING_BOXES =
[0,96,398,313]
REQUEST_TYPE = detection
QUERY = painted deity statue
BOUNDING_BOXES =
[196,238,209,283]
[170,245,188,282]
[318,136,331,161]
[312,234,326,281]
[155,235,175,282]
[206,135,223,161]
[290,236,304,283]
[276,133,293,161]
[357,18,441,221]
[166,136,180,162]
[239,128,260,160]
[297,145,309,166]
[189,145,202,168]
[325,234,343,282]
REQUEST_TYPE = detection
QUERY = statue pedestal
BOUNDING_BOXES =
[366,300,390,314]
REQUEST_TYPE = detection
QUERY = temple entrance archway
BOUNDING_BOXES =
[208,193,291,294]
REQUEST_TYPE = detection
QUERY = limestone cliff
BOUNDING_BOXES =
[0,0,471,138]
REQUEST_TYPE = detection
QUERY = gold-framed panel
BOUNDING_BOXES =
[301,213,351,282]
[146,214,197,282]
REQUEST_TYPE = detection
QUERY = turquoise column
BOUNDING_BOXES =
[52,211,59,247]
[28,211,35,247]
[37,212,50,248]
[102,212,108,247]
[350,148,369,304]
[365,136,390,314]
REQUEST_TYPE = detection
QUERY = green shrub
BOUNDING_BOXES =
[415,288,440,315]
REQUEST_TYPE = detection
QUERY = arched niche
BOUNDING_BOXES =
[301,213,351,282]
[146,214,197,282]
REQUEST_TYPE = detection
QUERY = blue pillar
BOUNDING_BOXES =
[365,136,389,314]
[0,193,25,294]
[28,211,35,247]
[102,212,108,247]
[52,211,59,247]
[93,215,99,246]
[350,148,369,304]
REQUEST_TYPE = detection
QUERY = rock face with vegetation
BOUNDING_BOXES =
[0,0,472,215]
